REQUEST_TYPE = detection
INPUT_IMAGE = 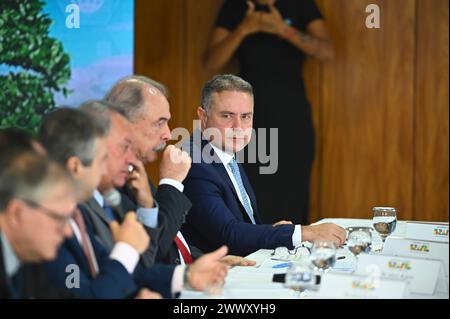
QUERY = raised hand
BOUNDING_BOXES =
[110,212,150,253]
[159,145,192,183]
[238,1,262,37]
[126,160,154,208]
[260,3,285,36]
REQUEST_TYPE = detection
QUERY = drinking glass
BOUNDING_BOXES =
[372,207,397,251]
[310,241,336,273]
[346,227,372,257]
[284,259,314,298]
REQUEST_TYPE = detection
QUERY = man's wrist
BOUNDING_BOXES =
[140,198,154,208]
[301,225,311,242]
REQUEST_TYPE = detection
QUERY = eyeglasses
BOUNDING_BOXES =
[20,198,75,229]
[271,245,311,261]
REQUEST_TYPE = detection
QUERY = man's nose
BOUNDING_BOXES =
[126,146,137,164]
[162,123,171,141]
[232,116,242,129]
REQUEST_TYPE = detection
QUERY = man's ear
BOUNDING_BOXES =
[66,156,82,176]
[197,107,207,129]
[5,199,27,226]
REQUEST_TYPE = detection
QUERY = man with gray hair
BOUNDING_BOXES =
[77,100,230,296]
[0,144,76,298]
[38,107,163,299]
[105,76,198,265]
[182,74,347,256]
[105,75,254,267]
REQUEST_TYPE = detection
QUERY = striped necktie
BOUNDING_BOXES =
[228,158,256,224]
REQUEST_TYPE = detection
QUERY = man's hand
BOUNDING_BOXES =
[159,145,192,183]
[126,160,154,208]
[220,255,256,267]
[301,223,346,247]
[134,288,162,299]
[110,212,150,254]
[272,220,293,227]
[186,246,229,291]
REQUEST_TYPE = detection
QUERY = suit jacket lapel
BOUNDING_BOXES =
[84,197,110,225]
[65,235,92,277]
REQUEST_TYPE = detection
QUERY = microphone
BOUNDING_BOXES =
[103,188,125,219]
[104,188,152,267]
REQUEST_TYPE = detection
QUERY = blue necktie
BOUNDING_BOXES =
[102,203,116,222]
[228,158,256,224]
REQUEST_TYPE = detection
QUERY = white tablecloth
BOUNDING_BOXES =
[180,218,448,299]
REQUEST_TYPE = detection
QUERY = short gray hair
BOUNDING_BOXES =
[0,152,75,210]
[201,74,253,114]
[38,107,109,167]
[104,75,168,122]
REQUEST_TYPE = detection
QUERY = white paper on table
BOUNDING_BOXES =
[316,272,409,299]
[383,236,449,277]
[405,222,449,243]
[355,254,447,295]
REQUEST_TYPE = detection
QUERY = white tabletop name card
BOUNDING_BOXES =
[405,222,449,243]
[316,272,409,299]
[355,254,446,295]
[383,237,449,277]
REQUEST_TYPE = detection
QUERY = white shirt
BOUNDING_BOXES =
[209,143,303,247]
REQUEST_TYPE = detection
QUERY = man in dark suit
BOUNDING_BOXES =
[104,75,255,267]
[181,74,347,256]
[0,145,75,298]
[104,76,195,265]
[38,106,228,298]
[38,107,164,298]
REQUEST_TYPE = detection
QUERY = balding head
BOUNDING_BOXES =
[104,75,172,163]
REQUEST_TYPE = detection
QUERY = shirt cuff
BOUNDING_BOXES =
[136,201,159,228]
[110,242,140,274]
[291,225,303,247]
[171,265,186,295]
[159,178,184,193]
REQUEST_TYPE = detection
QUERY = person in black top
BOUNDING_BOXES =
[204,0,334,225]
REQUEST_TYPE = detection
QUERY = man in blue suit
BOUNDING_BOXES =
[182,74,346,256]
[39,106,229,298]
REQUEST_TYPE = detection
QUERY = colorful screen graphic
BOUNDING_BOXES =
[44,0,134,106]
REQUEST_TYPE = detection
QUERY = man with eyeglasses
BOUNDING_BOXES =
[0,143,76,298]
[39,105,229,298]
[38,107,163,299]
